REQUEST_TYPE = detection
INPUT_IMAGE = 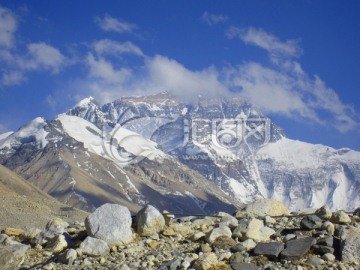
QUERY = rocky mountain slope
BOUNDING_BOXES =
[0,164,87,229]
[0,93,359,212]
[1,200,360,270]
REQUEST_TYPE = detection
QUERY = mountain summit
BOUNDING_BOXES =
[0,94,359,212]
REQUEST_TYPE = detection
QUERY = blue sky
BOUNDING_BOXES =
[0,1,359,150]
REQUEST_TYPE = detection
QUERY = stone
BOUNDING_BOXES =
[218,212,238,228]
[241,199,290,217]
[353,207,360,217]
[79,237,110,256]
[1,228,24,236]
[315,205,333,220]
[190,231,206,241]
[264,216,276,225]
[58,248,77,265]
[312,244,334,254]
[339,226,360,263]
[21,228,41,241]
[205,226,232,243]
[212,236,236,250]
[85,203,133,247]
[254,242,284,258]
[46,218,69,229]
[201,243,212,253]
[0,242,29,270]
[331,211,351,224]
[281,237,316,260]
[193,252,218,270]
[231,262,259,270]
[240,239,257,251]
[306,257,324,266]
[245,218,275,242]
[229,252,244,266]
[136,205,165,236]
[300,215,323,230]
[46,235,68,252]
[284,234,296,241]
[322,253,336,262]
[317,236,333,247]
[322,221,335,235]
[30,227,64,246]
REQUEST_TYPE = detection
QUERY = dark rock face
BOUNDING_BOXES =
[281,237,316,260]
[254,242,284,258]
[300,215,323,230]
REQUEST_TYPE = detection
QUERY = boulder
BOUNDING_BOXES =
[239,199,290,217]
[79,237,110,256]
[212,236,236,250]
[85,203,133,247]
[339,226,360,263]
[254,242,284,258]
[45,235,68,252]
[300,215,323,230]
[136,205,165,236]
[281,237,316,260]
[218,212,238,228]
[193,252,218,270]
[245,218,275,242]
[0,235,29,270]
[58,248,77,265]
[205,226,232,243]
[46,218,69,230]
[315,205,332,220]
[331,211,351,224]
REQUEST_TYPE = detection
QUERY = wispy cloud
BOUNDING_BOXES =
[25,42,68,73]
[201,11,228,26]
[0,6,17,48]
[0,6,69,87]
[227,26,301,57]
[92,39,143,57]
[225,26,357,132]
[95,14,136,33]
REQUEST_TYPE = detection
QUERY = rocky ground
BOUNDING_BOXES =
[0,199,359,270]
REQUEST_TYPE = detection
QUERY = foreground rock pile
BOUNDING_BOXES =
[0,199,359,270]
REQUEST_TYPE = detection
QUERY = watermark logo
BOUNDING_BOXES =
[100,111,272,165]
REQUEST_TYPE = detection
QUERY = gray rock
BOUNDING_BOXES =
[353,207,360,217]
[30,227,64,246]
[79,237,110,256]
[322,253,336,262]
[85,203,133,247]
[0,241,29,270]
[218,212,238,228]
[45,234,68,252]
[245,218,275,242]
[317,236,333,247]
[46,218,69,230]
[193,252,218,270]
[136,205,165,236]
[58,248,77,266]
[281,237,316,260]
[254,242,284,258]
[239,239,257,251]
[331,211,352,224]
[340,226,360,263]
[312,244,334,254]
[205,226,232,243]
[229,252,245,267]
[212,236,236,250]
[239,199,290,217]
[306,257,324,266]
[315,205,332,220]
[322,221,335,235]
[300,215,323,230]
[231,262,259,270]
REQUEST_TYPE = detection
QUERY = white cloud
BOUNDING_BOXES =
[25,42,67,73]
[0,6,17,48]
[1,70,25,86]
[227,26,301,57]
[201,11,228,26]
[143,55,228,100]
[95,14,136,33]
[93,39,143,57]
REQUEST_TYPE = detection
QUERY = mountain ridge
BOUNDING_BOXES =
[0,93,359,212]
